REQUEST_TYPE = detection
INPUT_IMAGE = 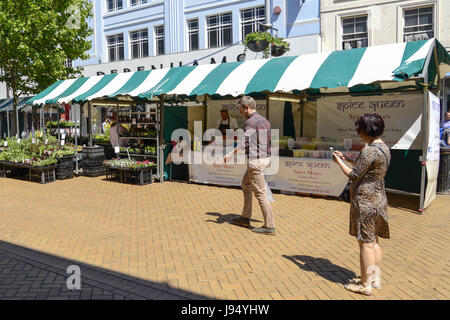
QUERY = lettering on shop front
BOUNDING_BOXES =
[284,160,331,169]
[221,103,266,111]
[336,100,406,113]
[348,113,391,121]
[336,102,364,112]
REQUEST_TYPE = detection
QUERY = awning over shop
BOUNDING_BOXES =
[27,38,450,107]
[0,96,33,112]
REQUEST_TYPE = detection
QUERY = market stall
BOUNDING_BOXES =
[145,38,450,211]
[26,38,450,211]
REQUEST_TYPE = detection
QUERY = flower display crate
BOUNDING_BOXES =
[56,155,75,180]
[0,161,56,184]
[104,165,154,186]
[92,141,115,160]
[82,146,106,177]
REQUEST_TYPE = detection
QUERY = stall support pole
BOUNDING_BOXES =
[31,106,35,134]
[159,95,165,183]
[116,105,119,160]
[300,100,304,137]
[6,110,10,138]
[15,100,19,139]
[43,107,47,143]
[40,107,43,130]
[418,88,430,214]
[88,102,93,147]
[80,104,84,145]
[266,94,270,121]
[74,104,79,174]
[57,109,61,141]
[203,95,208,133]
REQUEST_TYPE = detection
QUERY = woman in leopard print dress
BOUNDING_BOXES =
[333,114,391,296]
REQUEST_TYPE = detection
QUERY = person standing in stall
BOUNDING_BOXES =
[217,108,238,137]
[102,117,110,134]
[109,114,128,148]
[223,96,275,235]
[333,114,391,296]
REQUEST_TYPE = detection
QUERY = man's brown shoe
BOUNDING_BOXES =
[231,216,250,227]
[252,226,275,235]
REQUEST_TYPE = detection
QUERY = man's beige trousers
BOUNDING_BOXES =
[241,158,275,228]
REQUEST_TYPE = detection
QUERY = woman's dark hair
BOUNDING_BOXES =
[355,114,385,137]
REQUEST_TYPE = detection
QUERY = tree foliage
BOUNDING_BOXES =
[0,0,93,97]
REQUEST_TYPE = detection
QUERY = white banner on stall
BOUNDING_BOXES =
[317,94,423,149]
[189,153,247,186]
[423,91,441,209]
[426,91,441,161]
[189,155,349,197]
[267,157,349,196]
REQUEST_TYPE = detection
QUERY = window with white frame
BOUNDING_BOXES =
[155,26,164,55]
[64,59,72,68]
[241,7,265,39]
[342,16,368,50]
[403,6,434,42]
[188,19,199,51]
[131,29,149,59]
[131,0,147,6]
[207,13,232,48]
[107,0,123,12]
[107,34,124,62]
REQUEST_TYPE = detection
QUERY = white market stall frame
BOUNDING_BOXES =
[26,38,450,211]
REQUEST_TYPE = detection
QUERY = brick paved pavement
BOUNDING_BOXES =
[0,176,448,300]
[0,241,207,300]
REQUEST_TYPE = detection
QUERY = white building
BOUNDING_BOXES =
[320,0,449,51]
[320,0,450,116]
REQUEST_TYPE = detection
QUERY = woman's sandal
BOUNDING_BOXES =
[344,283,373,296]
[349,276,381,289]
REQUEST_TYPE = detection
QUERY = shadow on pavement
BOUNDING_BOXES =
[386,191,420,213]
[205,212,262,228]
[0,240,212,300]
[282,255,356,285]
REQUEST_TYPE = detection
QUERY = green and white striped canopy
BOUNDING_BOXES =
[27,38,450,106]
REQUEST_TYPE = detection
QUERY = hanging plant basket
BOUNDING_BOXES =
[271,44,287,57]
[247,39,270,52]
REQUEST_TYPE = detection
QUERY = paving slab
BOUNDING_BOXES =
[0,176,448,300]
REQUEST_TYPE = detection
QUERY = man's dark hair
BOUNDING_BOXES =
[355,114,385,137]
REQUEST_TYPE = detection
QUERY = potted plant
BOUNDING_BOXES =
[270,36,290,57]
[243,31,271,55]
[243,31,290,58]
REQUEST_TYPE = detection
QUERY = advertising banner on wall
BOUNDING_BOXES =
[317,94,424,149]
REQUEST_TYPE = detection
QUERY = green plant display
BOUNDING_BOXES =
[104,159,156,169]
[93,125,110,143]
[243,31,290,58]
[0,135,77,167]
[46,120,76,128]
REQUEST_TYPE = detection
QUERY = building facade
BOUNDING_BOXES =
[320,0,450,116]
[74,0,321,76]
[320,0,449,51]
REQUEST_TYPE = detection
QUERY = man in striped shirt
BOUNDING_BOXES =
[224,96,275,235]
